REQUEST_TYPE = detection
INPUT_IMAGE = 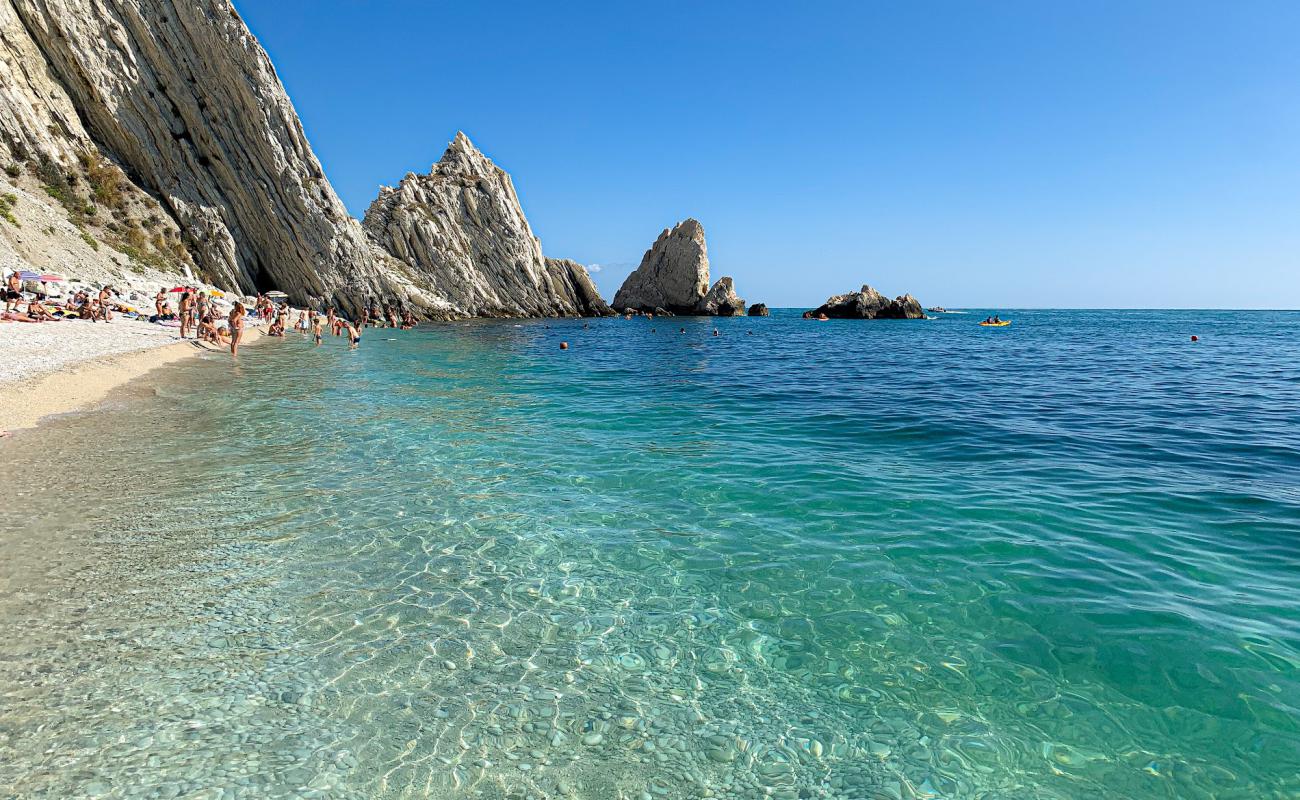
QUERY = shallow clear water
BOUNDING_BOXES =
[1,309,1298,800]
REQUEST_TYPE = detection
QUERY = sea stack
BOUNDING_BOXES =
[363,133,611,318]
[748,303,770,316]
[613,219,745,316]
[806,286,924,319]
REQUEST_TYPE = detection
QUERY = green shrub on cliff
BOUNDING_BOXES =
[0,192,19,227]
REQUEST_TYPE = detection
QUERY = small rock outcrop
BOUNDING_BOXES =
[613,218,746,315]
[807,286,924,319]
[696,277,745,316]
[363,133,610,318]
[748,303,770,316]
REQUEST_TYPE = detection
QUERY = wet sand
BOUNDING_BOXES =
[0,326,267,432]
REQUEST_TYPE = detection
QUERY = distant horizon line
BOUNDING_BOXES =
[752,306,1300,312]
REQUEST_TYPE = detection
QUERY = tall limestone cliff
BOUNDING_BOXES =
[613,218,745,315]
[0,0,441,315]
[363,133,611,318]
[0,1,614,318]
[0,0,198,282]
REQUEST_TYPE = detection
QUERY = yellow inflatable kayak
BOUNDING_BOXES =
[979,321,1011,327]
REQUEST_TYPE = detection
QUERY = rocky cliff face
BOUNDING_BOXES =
[363,133,610,318]
[808,285,924,319]
[0,0,197,278]
[0,1,629,319]
[546,258,613,317]
[0,0,445,316]
[612,218,745,315]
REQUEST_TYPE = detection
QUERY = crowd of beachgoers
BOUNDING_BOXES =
[2,269,417,356]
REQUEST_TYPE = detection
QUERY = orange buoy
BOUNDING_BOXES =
[560,341,569,350]
[1191,335,1198,342]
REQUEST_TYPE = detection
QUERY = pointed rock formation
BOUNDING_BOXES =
[0,0,438,315]
[613,218,745,315]
[807,286,924,319]
[363,133,611,318]
[696,277,745,316]
[547,257,613,317]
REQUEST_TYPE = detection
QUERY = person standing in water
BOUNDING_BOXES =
[228,301,246,356]
[311,312,324,345]
[342,318,361,349]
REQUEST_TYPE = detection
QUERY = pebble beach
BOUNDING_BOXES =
[0,314,267,432]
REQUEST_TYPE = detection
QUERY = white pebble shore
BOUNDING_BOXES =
[0,317,188,385]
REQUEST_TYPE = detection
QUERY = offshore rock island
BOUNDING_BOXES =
[805,285,925,319]
[612,219,747,316]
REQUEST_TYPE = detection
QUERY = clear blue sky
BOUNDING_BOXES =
[239,0,1300,309]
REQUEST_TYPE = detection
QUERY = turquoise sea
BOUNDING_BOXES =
[1,309,1297,799]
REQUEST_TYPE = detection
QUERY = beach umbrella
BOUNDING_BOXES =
[16,270,40,280]
[169,286,188,292]
[207,289,226,297]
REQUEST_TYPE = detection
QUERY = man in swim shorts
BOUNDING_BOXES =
[4,271,22,312]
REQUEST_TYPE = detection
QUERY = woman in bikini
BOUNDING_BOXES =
[26,297,56,321]
[178,290,194,338]
[198,311,218,343]
[228,301,246,356]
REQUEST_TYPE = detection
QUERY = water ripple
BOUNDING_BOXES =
[1,309,1298,799]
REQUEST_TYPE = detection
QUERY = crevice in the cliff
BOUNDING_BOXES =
[250,254,276,294]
